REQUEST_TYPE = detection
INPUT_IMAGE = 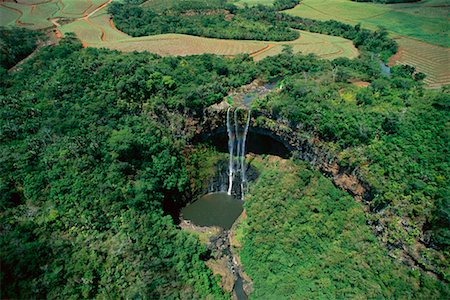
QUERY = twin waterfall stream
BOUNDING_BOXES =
[226,107,251,201]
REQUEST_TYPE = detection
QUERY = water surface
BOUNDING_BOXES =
[181,192,243,230]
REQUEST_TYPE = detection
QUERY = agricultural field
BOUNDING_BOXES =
[286,0,449,47]
[59,17,358,60]
[1,0,447,86]
[391,37,450,88]
[54,1,358,60]
[0,0,111,30]
[1,0,357,61]
[285,0,450,87]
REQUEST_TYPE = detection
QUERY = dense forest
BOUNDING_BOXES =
[0,31,259,299]
[1,1,449,297]
[0,27,42,73]
[253,50,449,280]
[111,0,397,61]
[238,158,447,298]
[109,0,299,41]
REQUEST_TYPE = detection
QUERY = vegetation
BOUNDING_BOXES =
[285,0,449,48]
[0,1,448,297]
[284,0,450,86]
[353,0,420,3]
[273,0,301,10]
[0,0,108,30]
[0,27,43,70]
[252,50,449,280]
[239,157,448,298]
[110,0,397,61]
[0,33,261,299]
[109,0,299,41]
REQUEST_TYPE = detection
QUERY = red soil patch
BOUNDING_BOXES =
[81,0,111,20]
[109,17,127,35]
[250,43,276,57]
[388,47,404,67]
[54,28,62,38]
[100,27,106,41]
[49,18,62,38]
[350,79,370,87]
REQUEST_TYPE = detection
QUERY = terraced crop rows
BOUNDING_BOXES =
[391,37,450,88]
[2,0,357,66]
[285,0,450,87]
[0,0,110,30]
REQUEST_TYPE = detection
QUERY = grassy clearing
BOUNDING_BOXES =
[98,34,266,56]
[89,11,129,41]
[82,30,357,60]
[59,19,101,45]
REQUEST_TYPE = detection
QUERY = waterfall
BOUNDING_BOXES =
[227,107,234,195]
[226,107,251,200]
[234,108,241,173]
[240,110,251,201]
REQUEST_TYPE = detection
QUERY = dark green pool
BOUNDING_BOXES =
[181,192,243,230]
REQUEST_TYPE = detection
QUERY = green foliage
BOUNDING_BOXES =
[109,1,299,41]
[280,15,398,61]
[253,51,449,279]
[1,35,253,299]
[240,158,448,298]
[0,26,43,70]
[273,0,301,10]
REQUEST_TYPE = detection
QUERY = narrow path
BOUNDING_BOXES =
[80,0,93,17]
[249,44,276,57]
[108,17,127,36]
[49,18,62,38]
[80,0,111,20]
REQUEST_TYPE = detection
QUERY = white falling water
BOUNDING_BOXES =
[226,107,251,200]
[240,110,251,200]
[227,107,234,195]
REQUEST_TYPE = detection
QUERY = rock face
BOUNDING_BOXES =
[197,102,372,204]
[179,220,238,293]
[194,101,444,281]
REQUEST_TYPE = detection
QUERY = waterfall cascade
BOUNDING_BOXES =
[226,107,251,200]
